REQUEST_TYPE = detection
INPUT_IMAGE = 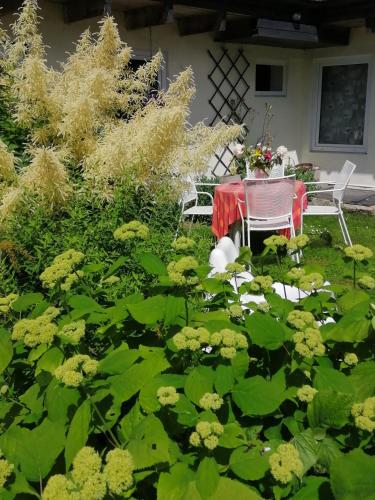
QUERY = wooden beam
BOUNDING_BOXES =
[62,0,104,23]
[176,12,218,36]
[124,5,165,30]
[365,17,375,33]
[214,17,350,49]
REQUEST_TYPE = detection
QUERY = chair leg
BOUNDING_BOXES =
[290,222,300,264]
[247,223,251,249]
[339,212,352,246]
[175,210,184,239]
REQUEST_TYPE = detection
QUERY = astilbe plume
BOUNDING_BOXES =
[20,147,71,208]
[0,140,16,183]
[0,2,243,217]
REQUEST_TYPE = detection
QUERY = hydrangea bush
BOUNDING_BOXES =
[0,228,374,499]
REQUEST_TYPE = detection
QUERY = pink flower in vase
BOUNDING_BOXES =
[264,151,272,161]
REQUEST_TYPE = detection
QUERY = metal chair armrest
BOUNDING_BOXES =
[195,182,220,187]
[196,191,214,204]
[236,197,245,222]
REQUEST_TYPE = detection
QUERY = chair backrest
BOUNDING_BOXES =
[209,247,229,273]
[220,174,241,184]
[180,178,197,205]
[243,174,296,220]
[282,150,299,169]
[217,236,239,263]
[333,160,356,203]
[268,164,285,178]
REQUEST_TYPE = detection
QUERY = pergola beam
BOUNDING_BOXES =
[176,12,218,36]
[124,4,165,30]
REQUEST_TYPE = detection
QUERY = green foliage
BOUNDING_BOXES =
[0,221,374,498]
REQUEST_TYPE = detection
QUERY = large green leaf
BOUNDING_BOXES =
[215,365,234,396]
[118,401,145,442]
[36,347,64,375]
[127,295,166,324]
[171,395,198,426]
[245,312,285,350]
[326,308,371,343]
[0,419,65,481]
[127,415,171,469]
[164,295,186,326]
[232,370,286,416]
[11,293,44,312]
[109,350,170,403]
[45,379,80,423]
[337,289,370,313]
[208,477,262,500]
[65,400,91,470]
[99,347,139,375]
[230,446,269,481]
[349,361,375,400]
[307,389,354,429]
[291,477,332,500]
[157,463,195,500]
[0,328,12,375]
[219,423,246,449]
[314,366,354,395]
[292,429,320,474]
[137,252,167,276]
[184,366,215,405]
[330,449,375,500]
[196,457,220,498]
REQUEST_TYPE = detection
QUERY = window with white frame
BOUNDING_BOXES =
[255,62,286,96]
[311,56,370,153]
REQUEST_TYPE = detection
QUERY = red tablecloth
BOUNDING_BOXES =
[211,180,307,240]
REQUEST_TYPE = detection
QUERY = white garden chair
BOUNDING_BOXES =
[300,160,356,246]
[237,175,297,250]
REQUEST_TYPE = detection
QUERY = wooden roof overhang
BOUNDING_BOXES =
[2,0,375,48]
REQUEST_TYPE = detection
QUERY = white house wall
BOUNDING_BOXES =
[2,1,375,185]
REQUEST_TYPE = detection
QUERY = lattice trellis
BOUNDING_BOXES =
[207,48,251,177]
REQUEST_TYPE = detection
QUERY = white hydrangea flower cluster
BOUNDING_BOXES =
[54,354,98,387]
[40,249,84,288]
[113,220,149,241]
[247,275,273,294]
[172,327,248,359]
[351,397,375,433]
[269,443,303,484]
[58,320,86,345]
[157,386,180,406]
[167,256,199,286]
[199,392,223,411]
[189,421,224,450]
[171,236,196,252]
[0,293,18,314]
[43,446,134,499]
[12,307,60,347]
[297,385,318,403]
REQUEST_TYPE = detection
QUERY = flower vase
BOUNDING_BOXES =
[254,168,268,179]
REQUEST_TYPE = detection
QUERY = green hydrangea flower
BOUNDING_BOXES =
[104,449,134,495]
[293,328,325,358]
[351,397,375,432]
[167,256,199,286]
[248,275,273,294]
[358,275,375,290]
[58,320,85,345]
[344,244,373,262]
[12,307,60,347]
[269,443,303,484]
[287,310,317,330]
[114,220,149,241]
[297,385,317,403]
[157,386,179,406]
[191,421,224,449]
[199,392,223,411]
[229,304,243,318]
[0,451,13,489]
[344,352,359,366]
[299,272,324,292]
[55,354,98,387]
[286,267,305,282]
[0,293,18,314]
[226,262,245,274]
[40,249,84,288]
[287,234,309,250]
[264,235,288,248]
[171,236,196,252]
[213,272,231,282]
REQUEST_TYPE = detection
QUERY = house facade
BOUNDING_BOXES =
[2,0,375,185]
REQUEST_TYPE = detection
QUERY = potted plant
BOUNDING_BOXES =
[230,143,288,178]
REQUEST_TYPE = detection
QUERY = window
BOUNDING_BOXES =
[255,63,286,96]
[311,56,371,153]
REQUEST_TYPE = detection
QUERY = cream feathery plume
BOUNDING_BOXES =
[20,147,71,208]
[0,140,16,183]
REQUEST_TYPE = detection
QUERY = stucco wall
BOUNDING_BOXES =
[2,1,375,185]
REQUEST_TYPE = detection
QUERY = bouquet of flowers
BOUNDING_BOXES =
[230,143,288,178]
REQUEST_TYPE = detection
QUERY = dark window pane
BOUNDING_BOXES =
[256,64,284,92]
[318,63,368,145]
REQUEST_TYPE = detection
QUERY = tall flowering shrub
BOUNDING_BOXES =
[0,228,373,498]
[0,0,243,218]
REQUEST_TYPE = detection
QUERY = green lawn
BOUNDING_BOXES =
[190,211,375,286]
